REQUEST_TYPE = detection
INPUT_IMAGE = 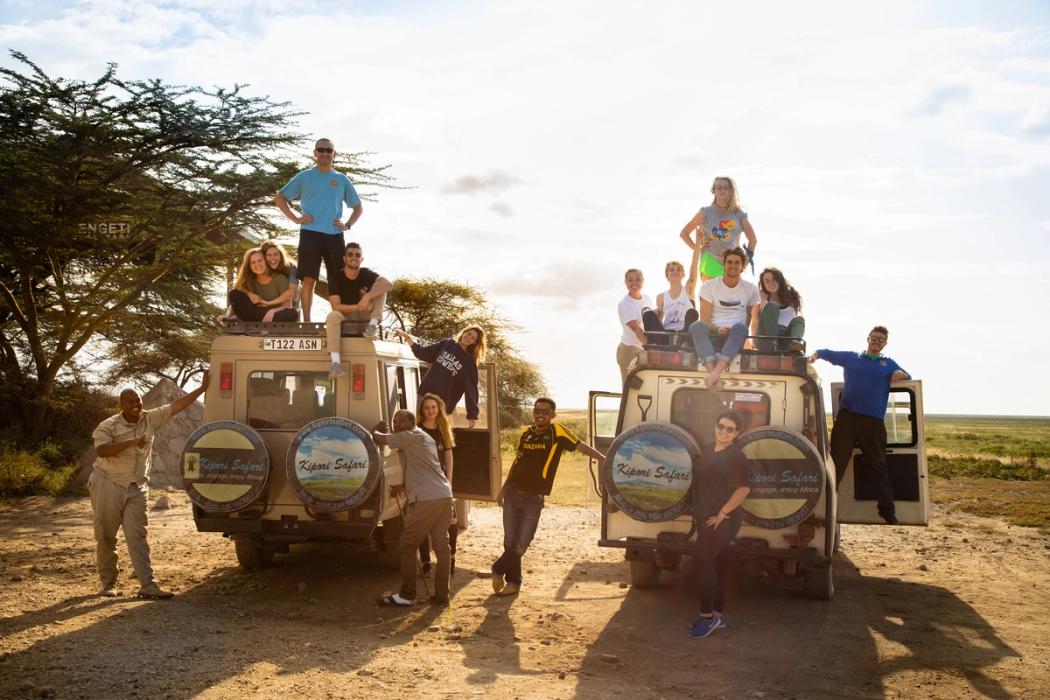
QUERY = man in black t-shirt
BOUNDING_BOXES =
[324,242,393,378]
[490,397,606,597]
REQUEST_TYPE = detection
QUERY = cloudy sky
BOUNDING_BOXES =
[3,1,1048,415]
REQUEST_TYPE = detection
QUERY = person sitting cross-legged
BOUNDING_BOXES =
[687,247,760,391]
[642,260,699,346]
[324,241,392,378]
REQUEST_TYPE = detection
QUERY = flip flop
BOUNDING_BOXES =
[376,594,415,607]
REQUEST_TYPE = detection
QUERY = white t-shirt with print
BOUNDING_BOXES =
[618,293,654,347]
[700,278,760,328]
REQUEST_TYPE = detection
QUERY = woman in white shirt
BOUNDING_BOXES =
[757,267,805,351]
[642,261,698,346]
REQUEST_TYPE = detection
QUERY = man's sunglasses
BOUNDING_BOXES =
[315,147,334,154]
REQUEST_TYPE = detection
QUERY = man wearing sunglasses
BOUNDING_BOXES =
[275,138,364,322]
[325,242,392,377]
[809,326,910,525]
[490,398,606,597]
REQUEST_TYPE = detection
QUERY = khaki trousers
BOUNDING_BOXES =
[87,470,154,587]
[399,497,453,601]
[616,343,643,383]
[325,293,387,350]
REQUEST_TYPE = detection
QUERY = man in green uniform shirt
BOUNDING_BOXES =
[490,398,605,597]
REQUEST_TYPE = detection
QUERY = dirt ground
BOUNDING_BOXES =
[1,493,1048,700]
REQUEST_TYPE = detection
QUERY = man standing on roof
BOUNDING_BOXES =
[687,247,760,391]
[810,326,910,525]
[90,373,210,598]
[490,397,606,597]
[325,242,392,378]
[275,138,364,322]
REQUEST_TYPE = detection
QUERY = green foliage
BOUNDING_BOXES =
[385,278,547,427]
[0,443,78,497]
[0,52,395,443]
[925,415,1050,461]
[928,455,1047,481]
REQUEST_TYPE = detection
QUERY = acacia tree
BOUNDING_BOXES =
[0,53,393,443]
[384,278,546,426]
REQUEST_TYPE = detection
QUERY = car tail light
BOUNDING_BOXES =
[219,362,233,397]
[352,363,365,398]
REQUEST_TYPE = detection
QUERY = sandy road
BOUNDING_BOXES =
[1,493,1048,699]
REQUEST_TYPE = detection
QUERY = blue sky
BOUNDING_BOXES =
[3,1,1048,415]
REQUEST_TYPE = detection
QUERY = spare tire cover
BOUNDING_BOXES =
[181,421,269,512]
[738,427,826,529]
[602,422,700,522]
[286,417,382,512]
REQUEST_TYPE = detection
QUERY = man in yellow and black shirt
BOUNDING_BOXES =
[491,397,605,597]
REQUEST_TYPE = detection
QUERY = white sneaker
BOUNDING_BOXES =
[329,362,345,378]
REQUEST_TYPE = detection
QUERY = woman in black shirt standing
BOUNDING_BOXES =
[689,410,752,639]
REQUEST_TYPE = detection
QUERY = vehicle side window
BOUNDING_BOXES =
[671,388,771,446]
[885,389,917,447]
[248,371,334,430]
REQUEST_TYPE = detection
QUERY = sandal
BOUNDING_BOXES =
[377,594,415,607]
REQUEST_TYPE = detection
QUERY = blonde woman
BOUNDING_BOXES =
[417,393,459,577]
[394,326,487,428]
[641,260,698,346]
[679,176,758,296]
[228,249,298,322]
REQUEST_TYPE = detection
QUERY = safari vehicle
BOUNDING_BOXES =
[179,321,501,569]
[589,340,927,600]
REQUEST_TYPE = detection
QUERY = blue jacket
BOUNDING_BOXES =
[817,349,909,419]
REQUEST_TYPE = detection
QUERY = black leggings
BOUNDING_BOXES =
[642,308,699,346]
[695,515,741,614]
[229,289,298,323]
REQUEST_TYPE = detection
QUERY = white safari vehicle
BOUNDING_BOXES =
[589,341,927,599]
[179,321,501,568]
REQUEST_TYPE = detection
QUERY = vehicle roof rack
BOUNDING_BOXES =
[220,320,387,339]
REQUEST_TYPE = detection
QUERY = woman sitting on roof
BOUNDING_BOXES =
[227,248,299,323]
[260,240,300,314]
[757,267,805,351]
[394,326,486,428]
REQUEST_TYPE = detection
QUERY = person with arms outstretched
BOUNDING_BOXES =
[810,326,910,524]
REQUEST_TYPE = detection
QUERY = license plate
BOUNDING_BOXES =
[262,338,324,351]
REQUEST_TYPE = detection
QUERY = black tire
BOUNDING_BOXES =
[803,563,834,600]
[234,539,274,569]
[627,557,660,588]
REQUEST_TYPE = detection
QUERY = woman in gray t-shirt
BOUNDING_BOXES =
[679,176,759,295]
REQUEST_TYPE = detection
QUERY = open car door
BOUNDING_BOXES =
[833,380,929,525]
[449,362,501,502]
[587,391,622,500]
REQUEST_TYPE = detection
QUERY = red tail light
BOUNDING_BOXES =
[352,363,365,397]
[219,362,233,396]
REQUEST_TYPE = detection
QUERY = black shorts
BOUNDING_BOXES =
[298,229,345,280]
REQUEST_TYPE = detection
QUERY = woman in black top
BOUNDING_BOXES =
[394,326,487,427]
[417,393,459,576]
[689,410,752,639]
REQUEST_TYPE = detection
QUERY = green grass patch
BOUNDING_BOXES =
[928,454,1048,481]
[0,444,79,497]
[932,476,1050,530]
[925,415,1050,461]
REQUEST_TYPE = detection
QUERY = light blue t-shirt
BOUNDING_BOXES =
[280,167,362,236]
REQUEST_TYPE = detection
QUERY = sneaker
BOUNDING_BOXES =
[98,583,121,597]
[328,362,345,378]
[137,582,174,599]
[496,583,520,597]
[688,615,722,639]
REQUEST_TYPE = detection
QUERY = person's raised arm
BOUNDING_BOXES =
[171,372,210,416]
[679,210,704,250]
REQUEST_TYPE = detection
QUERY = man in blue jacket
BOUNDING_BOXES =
[810,326,910,524]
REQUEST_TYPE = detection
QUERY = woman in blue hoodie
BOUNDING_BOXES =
[394,326,487,428]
